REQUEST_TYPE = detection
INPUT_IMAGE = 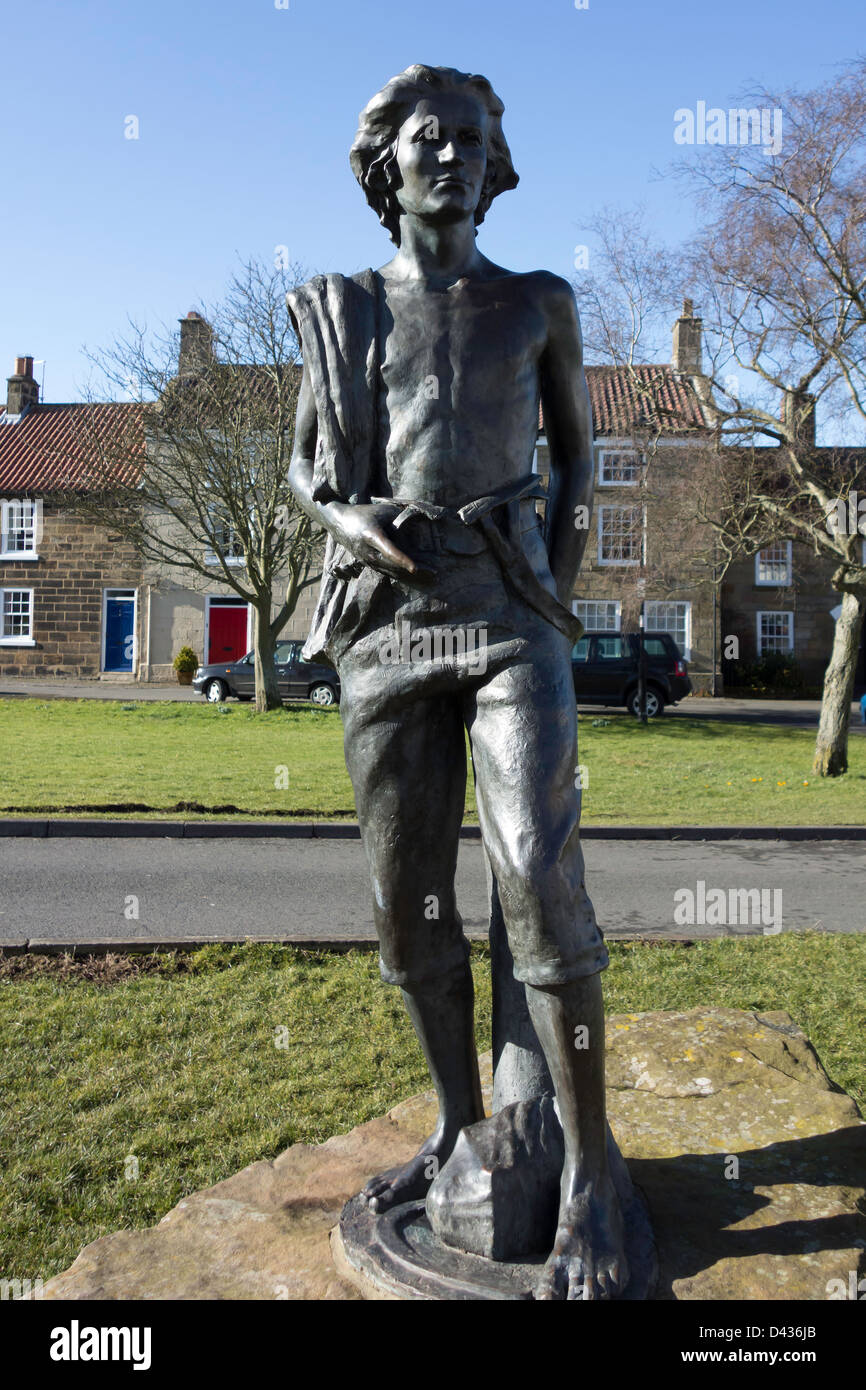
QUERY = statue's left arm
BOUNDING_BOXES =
[538,276,595,605]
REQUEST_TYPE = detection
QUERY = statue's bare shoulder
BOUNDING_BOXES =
[525,271,583,354]
[467,263,581,354]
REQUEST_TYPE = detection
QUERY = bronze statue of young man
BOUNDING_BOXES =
[288,64,627,1299]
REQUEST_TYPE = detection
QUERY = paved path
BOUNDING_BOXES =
[0,678,200,701]
[659,696,865,733]
[1,836,863,949]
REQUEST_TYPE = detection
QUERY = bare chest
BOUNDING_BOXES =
[379,281,546,406]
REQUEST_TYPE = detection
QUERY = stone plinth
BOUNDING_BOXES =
[39,1009,866,1300]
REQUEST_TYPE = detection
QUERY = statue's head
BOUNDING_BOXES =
[350,65,518,245]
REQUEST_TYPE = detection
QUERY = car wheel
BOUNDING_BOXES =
[204,679,228,703]
[628,686,664,718]
[309,682,336,707]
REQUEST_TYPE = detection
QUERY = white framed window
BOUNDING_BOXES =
[572,599,621,632]
[205,514,245,567]
[755,541,792,586]
[757,611,794,655]
[598,449,641,486]
[0,587,35,644]
[597,505,644,566]
[0,499,39,559]
[644,600,692,660]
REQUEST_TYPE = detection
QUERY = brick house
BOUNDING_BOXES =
[4,303,862,693]
[533,304,866,696]
[721,488,866,692]
[0,335,303,682]
[0,358,144,677]
[531,305,721,693]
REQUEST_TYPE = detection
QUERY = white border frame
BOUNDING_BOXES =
[204,511,246,568]
[754,541,792,587]
[101,587,138,671]
[0,585,36,645]
[0,498,40,561]
[597,504,645,566]
[644,599,693,661]
[597,442,642,487]
[571,598,622,632]
[756,610,794,656]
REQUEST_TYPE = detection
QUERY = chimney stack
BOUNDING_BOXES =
[178,311,213,379]
[6,356,39,416]
[782,388,816,450]
[672,298,703,375]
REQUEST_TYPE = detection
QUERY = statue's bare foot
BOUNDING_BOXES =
[361,1133,451,1214]
[536,1178,629,1301]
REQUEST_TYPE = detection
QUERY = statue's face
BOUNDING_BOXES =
[392,90,488,227]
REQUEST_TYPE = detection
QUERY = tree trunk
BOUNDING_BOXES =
[252,605,282,713]
[812,588,866,777]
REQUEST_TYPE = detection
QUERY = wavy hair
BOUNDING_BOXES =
[349,65,519,245]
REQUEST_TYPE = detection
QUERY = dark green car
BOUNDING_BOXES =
[193,640,340,706]
[571,631,691,717]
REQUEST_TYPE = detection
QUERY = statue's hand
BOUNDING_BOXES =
[327,502,435,584]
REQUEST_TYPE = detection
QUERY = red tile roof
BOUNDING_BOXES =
[0,403,144,494]
[1,361,705,495]
[540,365,708,437]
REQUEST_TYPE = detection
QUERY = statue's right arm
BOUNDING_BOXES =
[288,362,426,580]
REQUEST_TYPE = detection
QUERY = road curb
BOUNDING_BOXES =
[0,935,702,957]
[4,937,382,956]
[0,818,864,840]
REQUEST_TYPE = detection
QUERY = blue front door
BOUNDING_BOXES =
[104,596,135,671]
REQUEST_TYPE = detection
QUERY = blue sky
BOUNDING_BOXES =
[1,0,858,401]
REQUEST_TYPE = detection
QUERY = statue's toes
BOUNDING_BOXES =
[367,1184,400,1213]
[566,1270,592,1301]
[535,1255,568,1301]
[578,1256,629,1301]
[361,1175,392,1202]
[610,1254,629,1295]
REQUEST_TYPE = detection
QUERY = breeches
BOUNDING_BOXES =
[332,511,608,990]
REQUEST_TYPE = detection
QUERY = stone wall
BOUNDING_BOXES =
[539,441,721,695]
[0,500,141,677]
[721,545,840,688]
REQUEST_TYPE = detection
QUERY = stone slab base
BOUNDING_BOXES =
[39,1008,866,1300]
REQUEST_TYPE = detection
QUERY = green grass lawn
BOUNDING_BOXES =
[1,934,862,1283]
[0,698,864,824]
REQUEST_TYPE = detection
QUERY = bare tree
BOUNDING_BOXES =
[63,258,324,711]
[676,60,866,775]
[575,60,866,775]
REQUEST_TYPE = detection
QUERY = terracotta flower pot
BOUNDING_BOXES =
[176,670,194,685]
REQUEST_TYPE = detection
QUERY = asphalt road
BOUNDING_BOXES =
[1,836,863,947]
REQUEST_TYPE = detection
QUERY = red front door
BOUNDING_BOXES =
[208,604,248,663]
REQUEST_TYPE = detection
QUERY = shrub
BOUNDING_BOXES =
[173,646,199,674]
[729,652,806,694]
